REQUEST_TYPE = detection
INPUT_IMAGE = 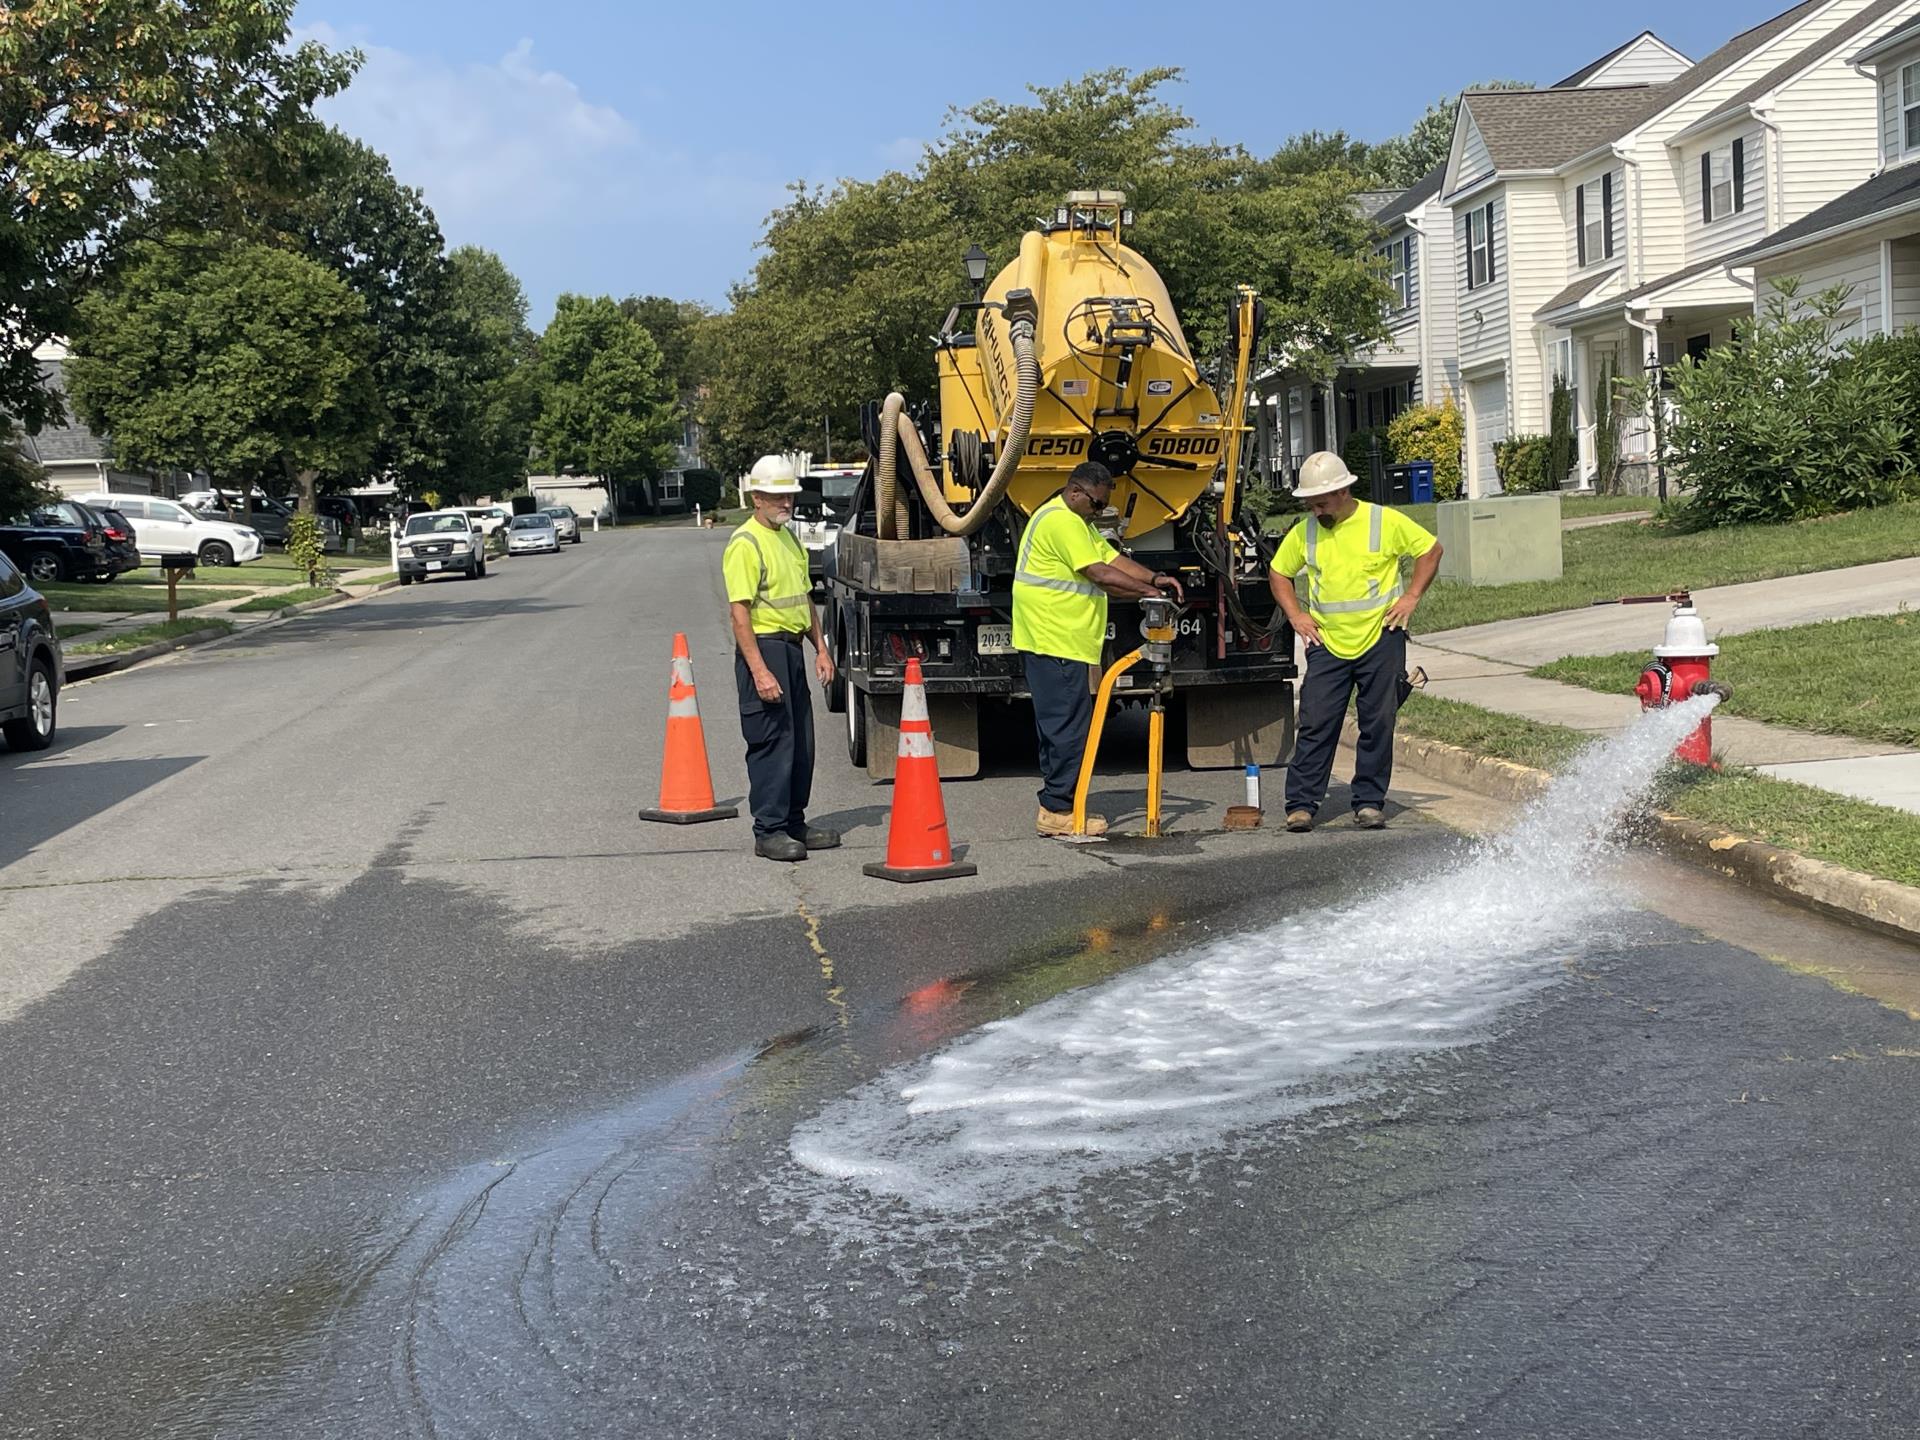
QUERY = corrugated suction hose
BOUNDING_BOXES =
[877,317,1038,539]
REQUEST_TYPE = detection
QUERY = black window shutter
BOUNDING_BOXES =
[1577,185,1587,266]
[1701,153,1713,222]
[1486,202,1497,283]
[1733,138,1746,213]
[1603,172,1615,257]
[1463,213,1473,290]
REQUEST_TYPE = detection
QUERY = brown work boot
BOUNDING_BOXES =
[1037,807,1107,838]
[1354,807,1387,830]
[1285,809,1314,833]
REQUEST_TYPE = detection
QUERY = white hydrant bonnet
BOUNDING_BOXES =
[1653,603,1719,658]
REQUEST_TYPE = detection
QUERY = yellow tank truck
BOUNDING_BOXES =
[825,191,1296,778]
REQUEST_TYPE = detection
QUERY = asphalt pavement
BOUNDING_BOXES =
[3,526,1919,1438]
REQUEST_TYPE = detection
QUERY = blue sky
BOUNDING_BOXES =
[291,1,1790,325]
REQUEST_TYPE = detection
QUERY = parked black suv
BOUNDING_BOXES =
[0,499,110,584]
[79,502,141,582]
[189,491,342,551]
[0,550,62,751]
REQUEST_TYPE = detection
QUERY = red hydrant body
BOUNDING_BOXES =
[1634,601,1720,766]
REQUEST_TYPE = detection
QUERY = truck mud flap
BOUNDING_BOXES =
[1183,681,1295,771]
[862,692,980,781]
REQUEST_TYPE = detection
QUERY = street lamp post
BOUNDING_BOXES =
[963,244,989,296]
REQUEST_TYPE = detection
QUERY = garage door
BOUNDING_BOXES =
[1468,372,1507,495]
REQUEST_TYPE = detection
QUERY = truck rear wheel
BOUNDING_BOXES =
[824,621,848,714]
[846,687,868,768]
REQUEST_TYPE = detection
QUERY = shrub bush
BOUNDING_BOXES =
[1548,374,1575,488]
[1665,280,1913,525]
[1592,360,1619,494]
[1494,433,1553,492]
[681,468,724,512]
[1387,402,1464,500]
[1341,427,1390,498]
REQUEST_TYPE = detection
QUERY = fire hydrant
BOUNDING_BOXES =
[1632,595,1733,766]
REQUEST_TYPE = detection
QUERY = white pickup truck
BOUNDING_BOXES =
[395,511,487,583]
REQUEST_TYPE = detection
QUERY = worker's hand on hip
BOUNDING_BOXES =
[1153,573,1184,604]
[1383,596,1419,631]
[814,650,835,687]
[1292,616,1325,650]
[754,670,784,703]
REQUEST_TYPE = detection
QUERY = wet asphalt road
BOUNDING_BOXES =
[3,528,1919,1437]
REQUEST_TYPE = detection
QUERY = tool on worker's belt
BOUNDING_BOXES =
[1070,596,1179,840]
[1395,666,1428,707]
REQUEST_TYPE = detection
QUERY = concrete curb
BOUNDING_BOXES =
[1386,726,1920,947]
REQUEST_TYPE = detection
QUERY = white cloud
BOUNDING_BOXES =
[294,25,794,312]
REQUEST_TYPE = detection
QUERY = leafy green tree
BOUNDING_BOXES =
[64,238,379,505]
[619,295,711,392]
[0,1,355,432]
[700,68,1396,475]
[446,245,539,496]
[1666,281,1912,525]
[1,423,56,520]
[534,295,680,511]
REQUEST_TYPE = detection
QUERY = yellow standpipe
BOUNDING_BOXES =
[1218,286,1259,538]
[1069,607,1177,839]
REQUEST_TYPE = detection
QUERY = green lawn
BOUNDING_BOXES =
[341,570,396,587]
[39,583,237,614]
[63,618,233,656]
[231,586,337,613]
[1261,491,1653,536]
[1414,501,1920,634]
[1396,693,1920,888]
[1533,613,1919,748]
[53,622,99,640]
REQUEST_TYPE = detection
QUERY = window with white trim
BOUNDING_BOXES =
[1904,62,1920,153]
[1466,204,1494,289]
[1700,138,1746,224]
[660,473,685,500]
[1385,236,1410,311]
[1575,174,1614,267]
[1550,337,1574,386]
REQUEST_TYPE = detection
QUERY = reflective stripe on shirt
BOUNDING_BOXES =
[1015,499,1102,597]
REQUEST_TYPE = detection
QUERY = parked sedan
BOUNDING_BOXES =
[0,550,62,751]
[0,500,110,584]
[506,512,560,554]
[396,510,487,583]
[540,505,582,544]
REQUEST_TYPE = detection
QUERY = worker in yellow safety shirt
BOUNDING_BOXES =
[724,454,839,863]
[1268,451,1443,832]
[1013,461,1183,838]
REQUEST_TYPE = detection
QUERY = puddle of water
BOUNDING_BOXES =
[785,697,1723,1228]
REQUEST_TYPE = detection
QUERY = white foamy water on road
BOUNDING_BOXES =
[790,696,1719,1220]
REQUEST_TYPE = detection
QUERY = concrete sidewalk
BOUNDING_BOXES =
[1406,553,1920,814]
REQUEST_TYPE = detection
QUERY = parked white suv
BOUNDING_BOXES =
[77,493,264,567]
[396,511,487,583]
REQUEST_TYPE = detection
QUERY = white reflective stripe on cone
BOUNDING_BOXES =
[671,658,695,685]
[897,731,936,759]
[668,696,701,718]
[901,683,929,724]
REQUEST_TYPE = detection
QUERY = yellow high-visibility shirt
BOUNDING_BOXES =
[1012,494,1120,665]
[723,518,812,635]
[1270,501,1436,660]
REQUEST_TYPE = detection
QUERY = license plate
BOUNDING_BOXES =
[975,623,1015,656]
[426,560,443,571]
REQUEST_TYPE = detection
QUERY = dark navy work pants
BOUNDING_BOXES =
[1024,652,1094,814]
[735,634,814,839]
[1285,628,1406,816]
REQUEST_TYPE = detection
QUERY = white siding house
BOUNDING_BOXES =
[1741,12,1920,338]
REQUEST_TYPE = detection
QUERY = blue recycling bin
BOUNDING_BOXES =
[1406,461,1435,503]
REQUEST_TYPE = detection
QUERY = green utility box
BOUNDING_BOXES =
[1434,493,1563,587]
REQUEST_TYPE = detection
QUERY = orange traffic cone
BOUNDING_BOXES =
[863,658,977,883]
[638,633,739,825]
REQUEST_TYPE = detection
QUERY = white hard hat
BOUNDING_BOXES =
[1292,451,1359,500]
[744,454,802,494]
